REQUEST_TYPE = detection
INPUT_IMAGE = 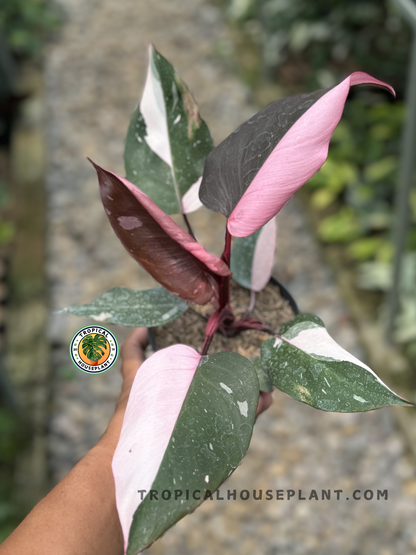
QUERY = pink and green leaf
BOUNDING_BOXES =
[199,72,395,237]
[230,216,277,292]
[112,348,259,554]
[92,163,230,304]
[261,314,412,412]
[124,44,213,215]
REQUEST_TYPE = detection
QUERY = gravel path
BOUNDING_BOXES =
[45,1,416,553]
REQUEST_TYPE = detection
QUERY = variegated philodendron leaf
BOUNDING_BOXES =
[125,44,213,215]
[199,73,395,238]
[230,217,277,292]
[92,163,231,305]
[261,314,412,412]
[112,347,259,554]
[61,287,188,327]
[250,357,273,392]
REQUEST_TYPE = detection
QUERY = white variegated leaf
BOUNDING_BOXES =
[261,314,412,412]
[124,45,213,215]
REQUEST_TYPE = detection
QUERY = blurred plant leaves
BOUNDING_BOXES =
[318,207,361,243]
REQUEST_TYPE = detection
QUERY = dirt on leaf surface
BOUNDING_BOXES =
[151,279,295,357]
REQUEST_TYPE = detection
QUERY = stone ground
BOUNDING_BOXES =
[45,0,416,553]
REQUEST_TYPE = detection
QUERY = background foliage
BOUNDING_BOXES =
[0,0,62,540]
[0,0,62,59]
[223,0,411,95]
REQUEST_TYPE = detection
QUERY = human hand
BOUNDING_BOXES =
[256,391,273,418]
[117,327,272,418]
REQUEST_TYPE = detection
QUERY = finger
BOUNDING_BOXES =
[255,391,273,418]
[121,327,149,379]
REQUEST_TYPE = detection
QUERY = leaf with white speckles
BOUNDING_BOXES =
[124,45,213,215]
[113,350,259,554]
[61,287,188,327]
[261,314,412,412]
[250,357,273,392]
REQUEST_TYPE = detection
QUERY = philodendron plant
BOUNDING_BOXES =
[63,45,412,554]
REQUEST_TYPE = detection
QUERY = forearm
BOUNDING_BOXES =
[0,409,127,555]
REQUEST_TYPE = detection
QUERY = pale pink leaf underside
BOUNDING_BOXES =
[112,345,200,552]
[227,72,395,237]
[251,216,277,292]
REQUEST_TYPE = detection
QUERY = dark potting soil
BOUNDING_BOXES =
[151,279,295,357]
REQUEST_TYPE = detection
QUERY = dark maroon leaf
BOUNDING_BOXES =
[91,162,231,305]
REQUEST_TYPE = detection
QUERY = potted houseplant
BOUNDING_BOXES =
[63,45,412,554]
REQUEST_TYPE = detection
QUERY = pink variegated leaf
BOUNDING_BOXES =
[230,216,277,292]
[113,347,259,554]
[92,162,230,304]
[199,72,395,237]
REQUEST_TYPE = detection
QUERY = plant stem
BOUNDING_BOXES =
[246,290,256,316]
[219,228,232,310]
[201,310,221,355]
[200,228,237,355]
[221,227,232,267]
[200,333,213,356]
[183,213,196,240]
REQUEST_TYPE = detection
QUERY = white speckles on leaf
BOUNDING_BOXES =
[220,383,233,394]
[296,385,311,399]
[173,114,181,124]
[117,216,143,230]
[205,475,209,483]
[237,401,248,417]
[353,395,368,404]
[161,307,180,321]
[90,312,113,322]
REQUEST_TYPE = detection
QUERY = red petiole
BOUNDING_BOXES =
[200,227,270,355]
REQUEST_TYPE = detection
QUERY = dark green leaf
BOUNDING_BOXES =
[250,357,273,392]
